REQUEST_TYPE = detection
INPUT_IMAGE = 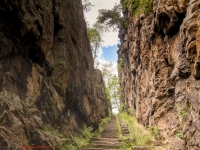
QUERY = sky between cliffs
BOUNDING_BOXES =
[84,0,120,113]
[84,0,120,66]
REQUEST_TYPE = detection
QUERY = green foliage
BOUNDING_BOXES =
[94,115,111,137]
[73,136,89,149]
[100,62,122,112]
[63,125,95,150]
[147,126,160,137]
[87,23,104,61]
[97,4,126,30]
[62,136,89,150]
[82,0,94,12]
[44,126,69,144]
[119,113,154,147]
[119,102,125,113]
[116,115,123,139]
[118,61,122,70]
[175,103,189,125]
[176,130,183,139]
[43,116,112,150]
[174,103,189,139]
[116,115,131,149]
[195,85,200,98]
[44,126,60,136]
[81,125,95,139]
[62,144,76,150]
[123,0,152,16]
[106,74,121,110]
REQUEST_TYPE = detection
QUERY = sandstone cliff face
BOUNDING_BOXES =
[0,0,110,149]
[119,0,200,149]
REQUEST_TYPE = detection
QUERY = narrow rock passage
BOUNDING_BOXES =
[84,116,122,150]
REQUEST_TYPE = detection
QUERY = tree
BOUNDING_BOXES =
[107,75,121,110]
[97,3,126,31]
[87,23,104,61]
[100,62,121,111]
[82,0,94,12]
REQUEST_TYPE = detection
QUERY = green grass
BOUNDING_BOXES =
[62,125,95,150]
[116,115,131,150]
[43,115,112,150]
[119,112,155,149]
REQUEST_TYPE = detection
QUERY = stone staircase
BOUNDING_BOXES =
[84,116,148,150]
[84,116,121,150]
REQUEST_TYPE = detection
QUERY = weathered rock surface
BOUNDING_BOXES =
[119,0,200,149]
[0,0,110,149]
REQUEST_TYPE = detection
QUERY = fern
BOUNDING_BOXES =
[80,125,95,139]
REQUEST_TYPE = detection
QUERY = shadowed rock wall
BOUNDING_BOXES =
[119,0,200,149]
[0,0,110,149]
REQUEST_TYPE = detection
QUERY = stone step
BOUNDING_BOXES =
[131,146,148,150]
[92,141,120,145]
[89,143,121,149]
[122,133,129,137]
[92,138,121,142]
[100,135,119,138]
[84,148,122,150]
[84,148,103,150]
[122,130,130,134]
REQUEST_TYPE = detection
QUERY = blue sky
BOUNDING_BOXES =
[102,45,118,63]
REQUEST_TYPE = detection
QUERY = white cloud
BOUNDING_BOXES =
[102,31,120,47]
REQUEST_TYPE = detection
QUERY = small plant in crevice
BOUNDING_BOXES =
[175,103,189,139]
[118,61,122,70]
[175,103,189,125]
[147,126,160,137]
[195,85,200,99]
[176,130,184,139]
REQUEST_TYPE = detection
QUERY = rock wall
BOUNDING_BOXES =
[119,0,200,149]
[0,0,110,149]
